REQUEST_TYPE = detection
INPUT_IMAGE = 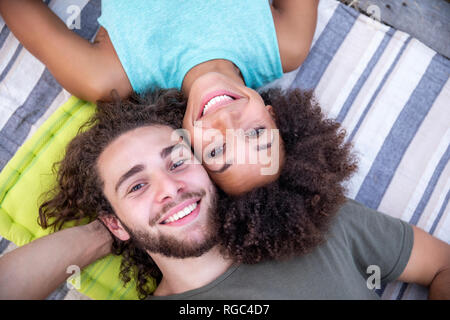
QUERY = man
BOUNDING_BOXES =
[1,89,449,299]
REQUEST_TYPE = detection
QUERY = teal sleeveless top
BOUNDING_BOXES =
[98,0,283,94]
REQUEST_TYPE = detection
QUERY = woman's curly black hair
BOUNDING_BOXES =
[213,88,358,263]
[38,87,357,299]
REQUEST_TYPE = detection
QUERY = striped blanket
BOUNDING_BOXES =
[0,0,449,300]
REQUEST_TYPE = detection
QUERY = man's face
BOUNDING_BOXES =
[97,125,218,258]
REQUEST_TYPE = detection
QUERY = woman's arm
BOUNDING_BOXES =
[397,226,450,299]
[271,0,319,72]
[0,0,132,101]
[0,220,112,299]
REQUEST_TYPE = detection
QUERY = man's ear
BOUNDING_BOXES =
[266,105,275,119]
[99,214,130,241]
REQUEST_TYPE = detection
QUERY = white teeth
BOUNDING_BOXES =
[163,202,198,224]
[202,95,234,116]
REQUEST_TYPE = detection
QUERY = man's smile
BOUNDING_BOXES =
[159,198,202,226]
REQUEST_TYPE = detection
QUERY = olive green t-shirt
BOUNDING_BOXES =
[148,199,414,299]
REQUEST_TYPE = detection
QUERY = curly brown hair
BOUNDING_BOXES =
[213,88,357,263]
[38,89,187,299]
[39,87,357,299]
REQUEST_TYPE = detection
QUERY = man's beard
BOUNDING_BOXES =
[120,188,219,259]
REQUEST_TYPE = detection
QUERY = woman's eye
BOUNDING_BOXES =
[129,183,145,193]
[208,144,224,158]
[170,159,185,170]
[246,127,266,138]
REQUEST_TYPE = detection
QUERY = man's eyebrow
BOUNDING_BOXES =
[115,164,145,193]
[160,143,184,159]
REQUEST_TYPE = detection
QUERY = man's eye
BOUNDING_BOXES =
[246,127,266,138]
[208,144,225,159]
[170,159,185,170]
[129,183,145,193]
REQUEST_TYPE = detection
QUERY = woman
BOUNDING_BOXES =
[0,0,319,194]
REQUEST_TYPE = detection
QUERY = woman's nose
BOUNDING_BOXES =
[211,109,241,132]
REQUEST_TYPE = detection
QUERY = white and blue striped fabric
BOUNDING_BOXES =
[0,0,449,300]
[0,0,101,300]
[268,0,449,300]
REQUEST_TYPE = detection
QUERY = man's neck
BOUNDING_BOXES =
[181,59,245,96]
[151,246,234,296]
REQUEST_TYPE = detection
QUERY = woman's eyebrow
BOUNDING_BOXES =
[256,142,272,151]
[209,163,232,173]
[208,142,272,174]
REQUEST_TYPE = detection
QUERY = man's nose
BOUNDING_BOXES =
[154,171,186,204]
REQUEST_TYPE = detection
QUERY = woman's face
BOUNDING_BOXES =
[183,72,284,195]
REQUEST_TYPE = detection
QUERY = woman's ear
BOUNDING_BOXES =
[98,214,130,241]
